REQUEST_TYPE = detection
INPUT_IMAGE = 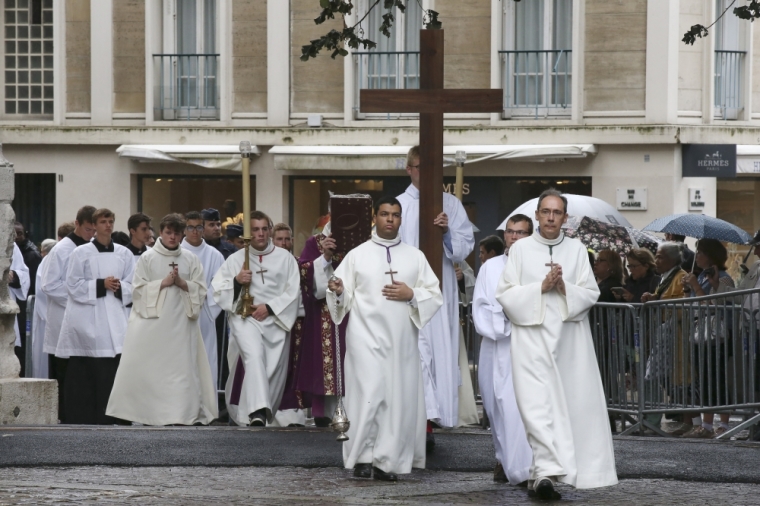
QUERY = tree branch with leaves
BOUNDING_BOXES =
[683,1,760,45]
[300,0,441,61]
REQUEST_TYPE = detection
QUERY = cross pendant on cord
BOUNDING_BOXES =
[255,267,268,284]
[169,261,178,271]
[385,266,398,283]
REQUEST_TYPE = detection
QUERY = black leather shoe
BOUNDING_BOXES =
[426,432,435,453]
[528,478,561,500]
[353,463,372,478]
[248,409,266,427]
[372,466,398,482]
[493,462,508,483]
[314,417,332,428]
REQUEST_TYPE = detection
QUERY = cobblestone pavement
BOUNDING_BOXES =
[1,466,760,505]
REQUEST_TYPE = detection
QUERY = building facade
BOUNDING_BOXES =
[2,0,759,262]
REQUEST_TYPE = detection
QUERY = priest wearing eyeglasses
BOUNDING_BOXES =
[495,189,618,500]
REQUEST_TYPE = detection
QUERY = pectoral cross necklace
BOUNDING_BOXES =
[169,261,178,271]
[544,235,566,270]
[255,256,267,284]
[375,239,401,283]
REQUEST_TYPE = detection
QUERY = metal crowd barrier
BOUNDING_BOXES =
[591,287,760,439]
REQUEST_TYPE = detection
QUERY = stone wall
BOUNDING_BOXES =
[113,0,145,113]
[678,0,705,116]
[436,0,491,89]
[584,0,647,112]
[290,0,343,114]
[66,0,91,113]
[232,0,268,114]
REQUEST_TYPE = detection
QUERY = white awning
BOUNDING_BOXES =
[737,145,760,175]
[269,144,597,171]
[116,144,261,171]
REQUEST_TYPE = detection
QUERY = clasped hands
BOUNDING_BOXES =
[542,265,566,295]
[236,268,268,321]
[104,276,121,292]
[160,267,188,292]
[327,276,414,302]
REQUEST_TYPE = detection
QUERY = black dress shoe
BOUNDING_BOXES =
[426,432,435,453]
[353,463,372,478]
[493,462,508,483]
[372,466,398,482]
[527,478,561,500]
[248,409,266,427]
[314,417,332,427]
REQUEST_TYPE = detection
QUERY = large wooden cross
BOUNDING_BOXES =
[360,30,502,283]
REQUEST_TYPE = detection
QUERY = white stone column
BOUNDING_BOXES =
[267,0,290,126]
[0,145,58,425]
[645,0,678,123]
[90,0,114,125]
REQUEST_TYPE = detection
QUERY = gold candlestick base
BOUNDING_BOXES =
[236,238,254,318]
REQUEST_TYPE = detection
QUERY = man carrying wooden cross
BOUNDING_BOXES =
[397,145,475,448]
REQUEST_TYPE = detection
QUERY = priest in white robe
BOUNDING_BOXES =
[212,210,300,427]
[182,211,225,387]
[326,196,443,481]
[397,146,475,434]
[56,208,134,425]
[473,218,533,485]
[107,213,218,426]
[495,189,617,500]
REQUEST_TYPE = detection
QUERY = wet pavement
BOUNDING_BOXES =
[1,426,760,504]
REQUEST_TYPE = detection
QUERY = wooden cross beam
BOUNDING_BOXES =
[360,30,502,283]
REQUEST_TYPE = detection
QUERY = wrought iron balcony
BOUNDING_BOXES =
[153,54,219,121]
[499,50,572,119]
[714,50,745,120]
[354,51,420,119]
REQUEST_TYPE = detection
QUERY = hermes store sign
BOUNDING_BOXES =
[616,188,647,211]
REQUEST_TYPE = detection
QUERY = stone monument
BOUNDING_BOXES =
[0,144,58,424]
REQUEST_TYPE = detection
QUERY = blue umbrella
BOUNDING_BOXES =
[642,214,752,244]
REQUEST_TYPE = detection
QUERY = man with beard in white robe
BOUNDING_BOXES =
[397,146,475,448]
[495,189,617,500]
[473,219,533,486]
[212,211,300,427]
[182,211,224,387]
[107,213,218,426]
[56,208,134,424]
[326,196,442,481]
[41,206,96,421]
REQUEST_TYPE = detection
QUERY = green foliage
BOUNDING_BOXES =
[682,0,760,45]
[300,0,440,61]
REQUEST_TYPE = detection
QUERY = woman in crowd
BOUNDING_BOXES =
[594,249,624,303]
[680,239,735,439]
[616,248,660,304]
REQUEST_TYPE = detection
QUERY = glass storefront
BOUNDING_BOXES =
[718,178,760,270]
[290,176,592,266]
[139,175,255,226]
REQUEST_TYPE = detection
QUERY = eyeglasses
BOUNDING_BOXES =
[185,226,204,233]
[505,229,530,236]
[627,263,643,270]
[538,209,565,217]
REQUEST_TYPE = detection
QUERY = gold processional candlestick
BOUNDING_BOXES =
[237,141,254,319]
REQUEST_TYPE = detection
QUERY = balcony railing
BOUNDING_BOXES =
[153,54,219,121]
[499,50,572,119]
[354,51,420,119]
[714,50,745,120]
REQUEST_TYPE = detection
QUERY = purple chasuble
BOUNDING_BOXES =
[293,234,348,416]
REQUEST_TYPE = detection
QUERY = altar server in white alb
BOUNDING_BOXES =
[496,189,617,500]
[9,243,30,351]
[30,239,56,379]
[473,218,534,486]
[212,211,300,427]
[107,213,218,426]
[326,196,443,482]
[181,210,224,386]
[56,208,135,425]
[397,146,475,441]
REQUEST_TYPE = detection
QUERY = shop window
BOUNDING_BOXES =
[139,175,255,227]
[717,179,760,276]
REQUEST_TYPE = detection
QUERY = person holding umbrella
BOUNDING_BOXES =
[679,239,735,439]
